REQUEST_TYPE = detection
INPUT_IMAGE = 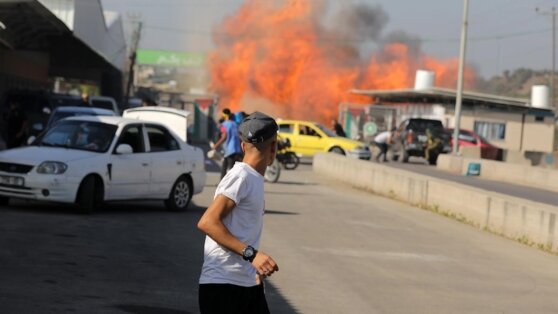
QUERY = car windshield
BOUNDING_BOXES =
[315,123,337,137]
[47,111,114,128]
[35,120,117,153]
[408,120,444,132]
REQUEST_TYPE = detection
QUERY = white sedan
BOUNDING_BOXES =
[0,115,206,213]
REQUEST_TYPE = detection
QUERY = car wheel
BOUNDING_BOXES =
[329,147,345,155]
[283,152,300,170]
[76,175,102,214]
[165,176,192,212]
[0,196,9,206]
[399,149,409,163]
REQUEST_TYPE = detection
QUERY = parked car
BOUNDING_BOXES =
[89,96,120,115]
[447,128,502,160]
[277,119,371,160]
[123,107,190,143]
[0,112,206,213]
[391,118,451,165]
[1,91,83,140]
[41,106,116,132]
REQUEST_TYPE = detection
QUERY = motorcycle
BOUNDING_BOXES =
[263,158,281,183]
[275,137,299,170]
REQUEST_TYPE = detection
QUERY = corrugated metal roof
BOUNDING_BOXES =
[350,87,551,111]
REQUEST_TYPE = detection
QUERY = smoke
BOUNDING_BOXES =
[208,0,476,122]
[333,3,389,43]
[382,30,423,58]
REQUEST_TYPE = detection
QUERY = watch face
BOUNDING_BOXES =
[245,247,254,257]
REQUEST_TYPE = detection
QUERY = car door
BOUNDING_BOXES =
[107,124,151,200]
[278,122,296,149]
[296,123,324,156]
[145,124,183,197]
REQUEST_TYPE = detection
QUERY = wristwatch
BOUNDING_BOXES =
[242,245,258,262]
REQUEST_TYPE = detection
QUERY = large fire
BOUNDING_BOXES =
[209,0,476,122]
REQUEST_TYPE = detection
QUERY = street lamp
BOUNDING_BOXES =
[453,0,470,154]
[536,7,557,109]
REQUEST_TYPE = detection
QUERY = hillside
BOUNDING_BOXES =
[475,68,556,99]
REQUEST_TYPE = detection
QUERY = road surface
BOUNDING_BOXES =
[1,163,558,313]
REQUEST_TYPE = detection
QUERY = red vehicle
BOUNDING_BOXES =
[447,128,502,160]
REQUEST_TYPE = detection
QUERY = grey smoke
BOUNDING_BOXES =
[334,3,389,42]
[382,30,423,57]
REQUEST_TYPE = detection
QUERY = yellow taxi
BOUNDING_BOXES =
[277,120,371,160]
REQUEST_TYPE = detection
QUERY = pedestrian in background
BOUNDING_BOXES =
[331,119,346,137]
[198,111,280,314]
[80,92,90,107]
[373,127,395,162]
[5,101,28,149]
[213,108,243,179]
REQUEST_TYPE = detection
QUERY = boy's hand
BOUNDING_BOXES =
[252,251,279,278]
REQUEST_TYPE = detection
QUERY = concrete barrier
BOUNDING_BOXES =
[314,153,558,252]
[437,154,558,193]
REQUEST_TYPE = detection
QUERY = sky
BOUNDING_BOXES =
[102,0,558,79]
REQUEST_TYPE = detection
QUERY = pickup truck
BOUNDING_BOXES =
[391,118,451,165]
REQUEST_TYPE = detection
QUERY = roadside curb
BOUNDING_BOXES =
[313,153,558,254]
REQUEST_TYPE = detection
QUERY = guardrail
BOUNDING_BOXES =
[313,153,558,253]
[437,154,558,193]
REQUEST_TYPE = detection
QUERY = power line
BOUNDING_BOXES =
[143,23,555,44]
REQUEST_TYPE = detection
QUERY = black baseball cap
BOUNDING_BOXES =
[238,111,278,143]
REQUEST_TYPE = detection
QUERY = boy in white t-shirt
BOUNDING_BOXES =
[197,111,279,313]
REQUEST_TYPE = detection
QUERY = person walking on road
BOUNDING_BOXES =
[5,101,28,149]
[213,108,243,179]
[373,127,395,162]
[197,111,280,314]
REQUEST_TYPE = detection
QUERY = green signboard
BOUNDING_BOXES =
[136,50,205,67]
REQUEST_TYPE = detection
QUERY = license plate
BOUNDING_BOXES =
[418,135,428,142]
[0,175,24,187]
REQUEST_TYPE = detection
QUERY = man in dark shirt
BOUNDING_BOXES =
[6,101,28,149]
[331,119,346,137]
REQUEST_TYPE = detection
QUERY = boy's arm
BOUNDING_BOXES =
[197,194,246,255]
[197,195,279,277]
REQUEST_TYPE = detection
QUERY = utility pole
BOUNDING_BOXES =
[536,7,557,109]
[453,0,469,154]
[124,14,143,109]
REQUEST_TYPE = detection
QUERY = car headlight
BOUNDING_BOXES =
[37,161,68,174]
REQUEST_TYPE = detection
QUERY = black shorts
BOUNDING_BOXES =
[199,283,270,314]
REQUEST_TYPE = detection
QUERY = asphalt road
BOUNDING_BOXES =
[2,162,558,313]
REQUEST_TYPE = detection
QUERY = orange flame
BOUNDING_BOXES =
[209,0,476,122]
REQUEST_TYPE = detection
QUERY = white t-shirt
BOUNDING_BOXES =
[199,162,265,287]
[374,131,391,143]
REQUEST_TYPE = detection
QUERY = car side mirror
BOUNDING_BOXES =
[32,123,44,132]
[115,144,133,154]
[27,136,36,145]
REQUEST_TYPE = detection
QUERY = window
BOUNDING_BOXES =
[146,125,179,152]
[278,123,294,134]
[117,125,144,153]
[474,121,506,141]
[458,132,477,145]
[535,116,545,122]
[299,125,319,137]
